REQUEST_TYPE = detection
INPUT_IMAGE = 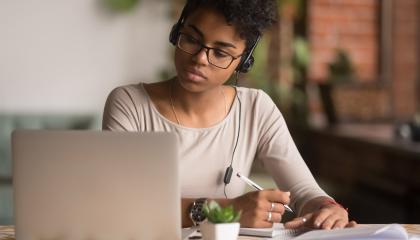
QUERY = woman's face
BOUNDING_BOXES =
[174,7,247,93]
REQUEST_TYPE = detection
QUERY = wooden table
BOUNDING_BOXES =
[2,225,420,239]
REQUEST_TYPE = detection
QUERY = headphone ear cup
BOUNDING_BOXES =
[239,56,254,73]
[169,23,180,45]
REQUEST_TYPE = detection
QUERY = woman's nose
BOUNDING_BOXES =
[191,48,210,66]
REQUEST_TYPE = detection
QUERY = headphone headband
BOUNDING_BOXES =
[169,2,261,73]
[169,2,189,45]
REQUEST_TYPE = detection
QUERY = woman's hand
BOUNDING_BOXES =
[231,189,290,228]
[285,200,357,230]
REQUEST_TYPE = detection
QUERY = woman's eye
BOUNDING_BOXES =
[213,49,229,58]
[185,35,199,44]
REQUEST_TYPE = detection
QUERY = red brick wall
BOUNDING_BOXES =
[333,85,390,121]
[307,0,419,122]
[307,0,379,83]
[392,0,419,119]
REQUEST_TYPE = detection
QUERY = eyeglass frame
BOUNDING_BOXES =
[176,32,244,69]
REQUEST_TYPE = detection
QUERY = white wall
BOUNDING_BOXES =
[0,0,173,114]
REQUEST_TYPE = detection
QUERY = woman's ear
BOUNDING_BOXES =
[231,57,244,72]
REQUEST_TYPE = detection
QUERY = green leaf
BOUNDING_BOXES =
[203,200,241,223]
[233,210,242,222]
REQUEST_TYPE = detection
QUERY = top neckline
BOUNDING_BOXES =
[139,83,239,132]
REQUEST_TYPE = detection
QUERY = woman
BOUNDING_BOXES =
[103,0,356,229]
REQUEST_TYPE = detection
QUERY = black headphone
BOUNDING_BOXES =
[169,2,260,73]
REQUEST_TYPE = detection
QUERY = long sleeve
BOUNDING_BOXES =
[255,91,329,216]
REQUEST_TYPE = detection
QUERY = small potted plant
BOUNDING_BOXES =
[200,200,242,240]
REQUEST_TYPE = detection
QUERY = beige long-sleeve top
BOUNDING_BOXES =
[102,83,329,214]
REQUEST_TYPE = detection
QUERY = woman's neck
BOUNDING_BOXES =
[170,78,228,127]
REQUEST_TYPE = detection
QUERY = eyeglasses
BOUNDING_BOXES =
[177,33,242,69]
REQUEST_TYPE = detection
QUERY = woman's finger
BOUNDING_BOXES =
[263,189,291,205]
[332,219,347,229]
[345,220,358,228]
[311,209,331,228]
[267,201,285,215]
[240,208,270,228]
[258,221,274,228]
[284,213,312,229]
[320,214,339,230]
[264,211,283,223]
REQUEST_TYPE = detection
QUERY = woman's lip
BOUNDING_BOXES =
[186,68,207,79]
[185,71,206,82]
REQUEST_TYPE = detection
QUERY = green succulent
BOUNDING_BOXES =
[203,200,241,224]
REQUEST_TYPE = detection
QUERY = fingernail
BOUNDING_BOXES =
[285,191,291,196]
[314,222,321,228]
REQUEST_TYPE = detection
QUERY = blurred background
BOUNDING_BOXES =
[0,0,419,225]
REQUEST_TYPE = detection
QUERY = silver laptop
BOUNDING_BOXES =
[12,130,181,240]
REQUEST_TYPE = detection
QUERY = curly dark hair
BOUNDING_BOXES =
[181,0,278,50]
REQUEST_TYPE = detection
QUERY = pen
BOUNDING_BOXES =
[236,173,294,213]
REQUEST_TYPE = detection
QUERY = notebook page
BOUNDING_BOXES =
[291,224,408,240]
[408,235,420,240]
[240,223,304,238]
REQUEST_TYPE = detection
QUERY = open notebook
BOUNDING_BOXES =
[291,224,411,240]
[239,223,307,238]
[240,223,414,240]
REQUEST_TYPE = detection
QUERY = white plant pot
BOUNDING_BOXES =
[200,222,240,240]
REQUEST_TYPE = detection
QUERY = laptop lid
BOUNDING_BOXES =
[12,130,180,240]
